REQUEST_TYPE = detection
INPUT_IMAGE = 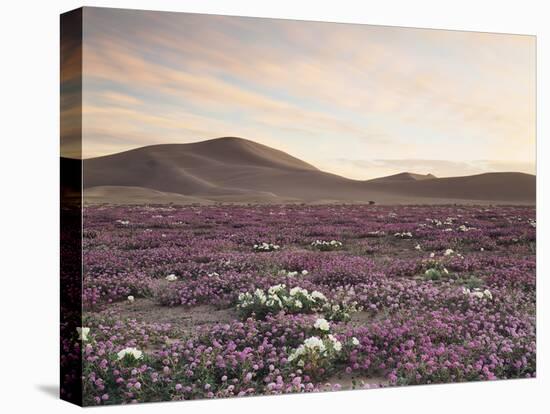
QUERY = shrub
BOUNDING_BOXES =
[456,275,484,290]
[423,267,446,280]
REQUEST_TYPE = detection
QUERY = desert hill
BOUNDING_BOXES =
[78,137,535,205]
[367,172,437,183]
[364,172,535,203]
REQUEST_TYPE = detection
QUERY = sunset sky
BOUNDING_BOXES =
[76,7,535,179]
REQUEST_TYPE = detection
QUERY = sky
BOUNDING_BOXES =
[69,7,535,179]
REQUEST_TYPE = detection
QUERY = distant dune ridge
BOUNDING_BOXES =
[78,137,535,205]
[367,172,438,182]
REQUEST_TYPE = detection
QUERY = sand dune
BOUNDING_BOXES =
[367,172,437,182]
[83,186,214,205]
[79,137,535,205]
[364,172,535,203]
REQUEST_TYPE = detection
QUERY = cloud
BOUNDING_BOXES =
[75,7,535,177]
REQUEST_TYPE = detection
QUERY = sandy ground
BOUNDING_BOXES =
[325,371,389,389]
[94,299,237,336]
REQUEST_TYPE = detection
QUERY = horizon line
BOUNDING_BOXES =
[64,136,536,181]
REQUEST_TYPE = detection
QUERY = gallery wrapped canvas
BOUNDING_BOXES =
[60,7,536,406]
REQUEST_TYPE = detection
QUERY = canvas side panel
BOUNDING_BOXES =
[60,7,83,407]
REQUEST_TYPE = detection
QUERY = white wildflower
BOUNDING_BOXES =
[304,336,325,352]
[254,289,267,303]
[289,286,304,296]
[76,327,90,342]
[268,284,286,295]
[311,240,342,249]
[287,345,304,362]
[314,318,330,332]
[165,274,178,282]
[311,291,327,301]
[117,347,143,361]
[253,242,280,252]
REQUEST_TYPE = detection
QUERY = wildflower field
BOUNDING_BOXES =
[71,204,536,405]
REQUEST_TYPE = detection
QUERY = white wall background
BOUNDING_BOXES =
[0,0,547,412]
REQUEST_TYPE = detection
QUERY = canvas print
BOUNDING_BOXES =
[60,7,536,406]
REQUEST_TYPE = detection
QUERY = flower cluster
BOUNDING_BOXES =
[287,335,341,372]
[116,347,144,362]
[310,240,343,251]
[253,242,281,252]
[394,232,413,239]
[462,287,493,300]
[313,317,330,331]
[287,322,342,378]
[286,318,361,379]
[321,300,363,322]
[236,284,328,319]
[278,269,309,277]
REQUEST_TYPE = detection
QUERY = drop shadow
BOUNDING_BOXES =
[36,384,59,399]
